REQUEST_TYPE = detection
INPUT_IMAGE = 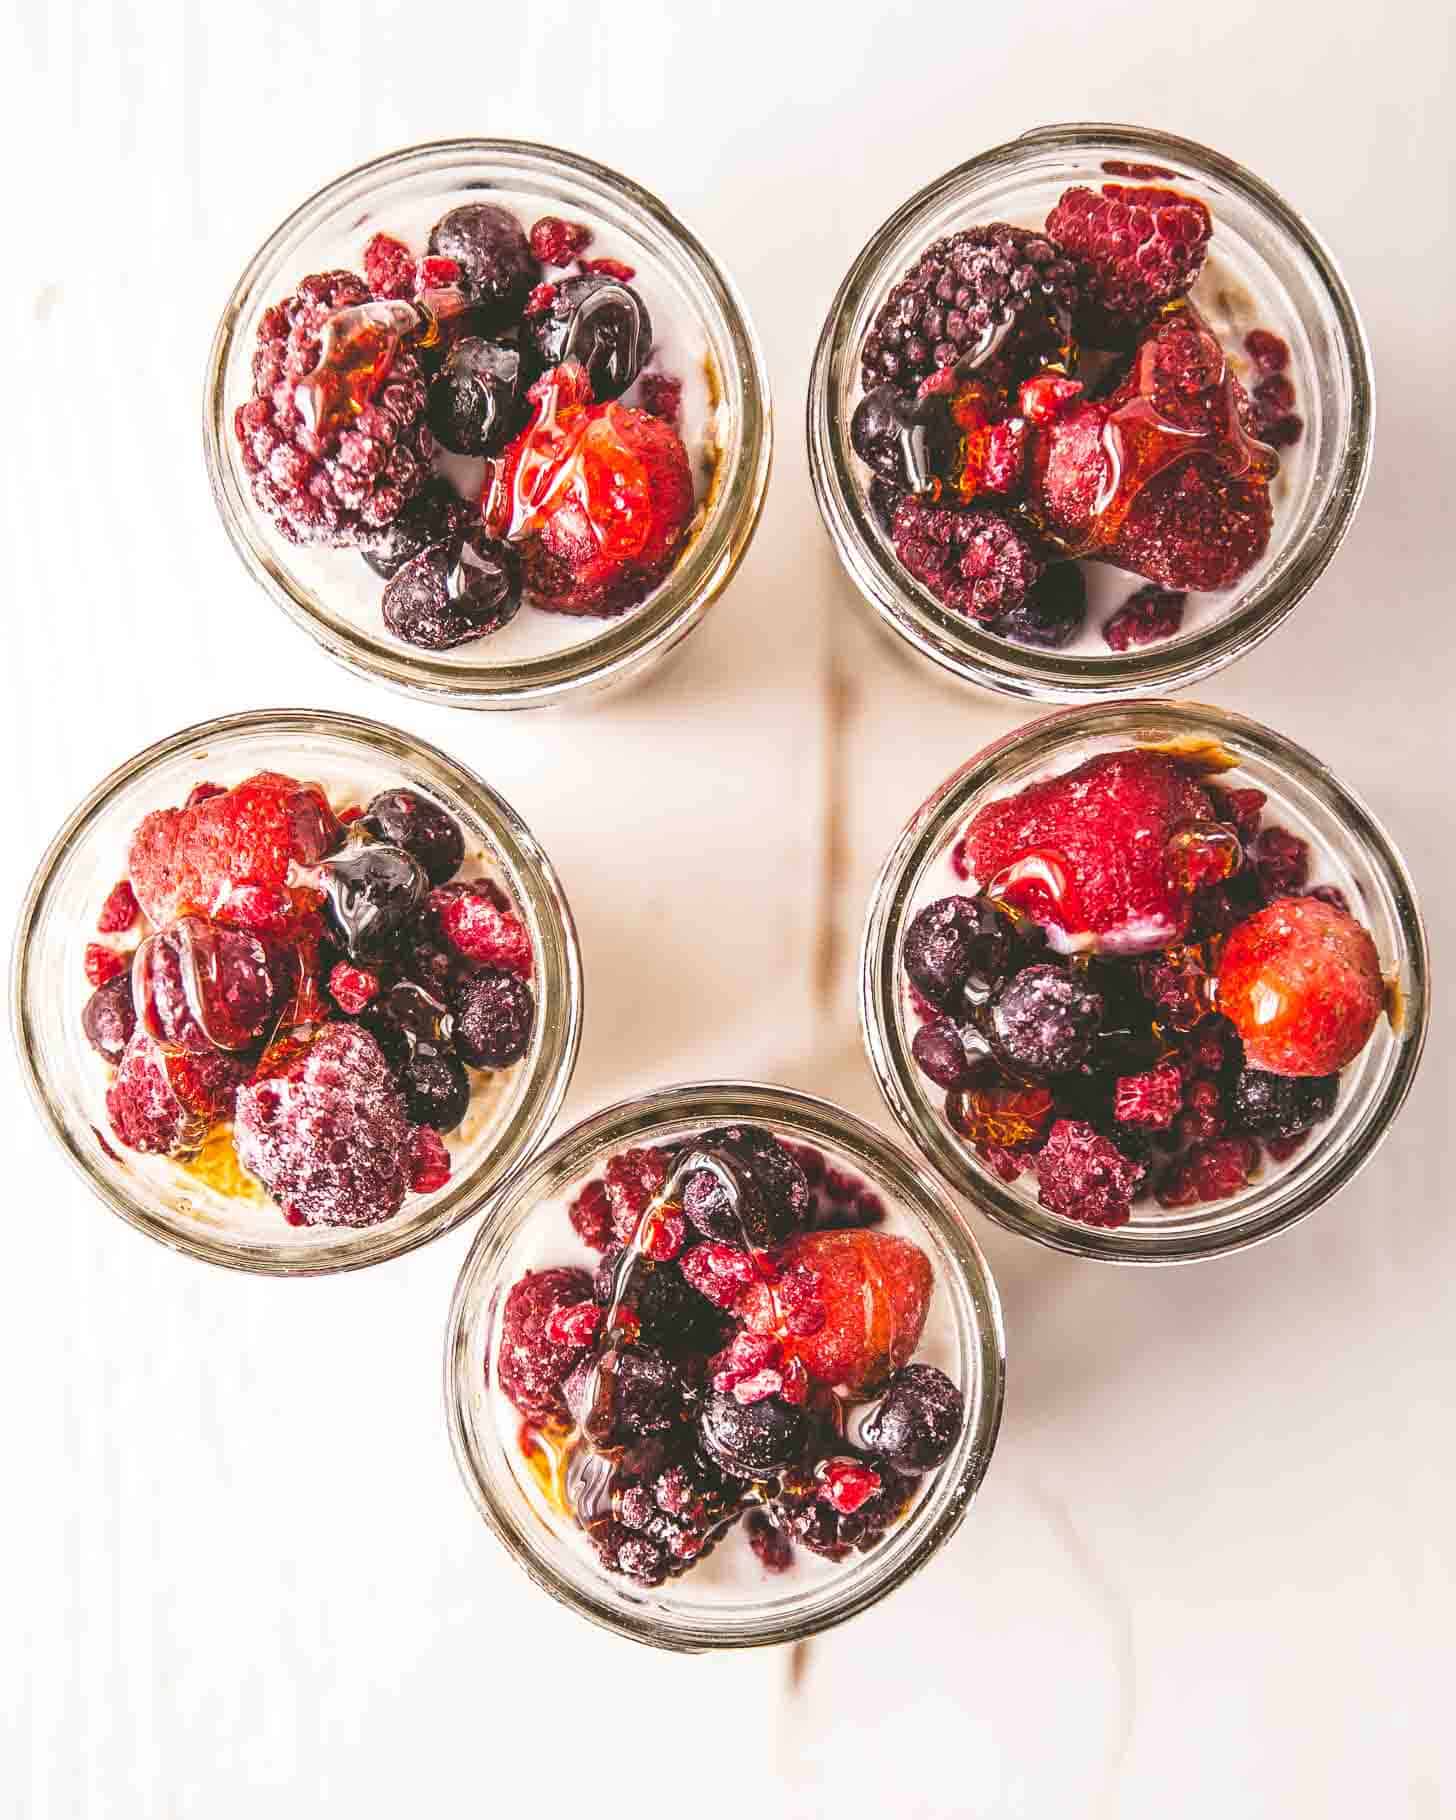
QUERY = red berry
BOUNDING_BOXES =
[523,282,558,316]
[416,255,461,292]
[528,215,594,266]
[1156,1136,1259,1208]
[1208,785,1267,838]
[185,782,225,808]
[84,943,128,988]
[1046,182,1212,328]
[1252,826,1310,897]
[641,1206,686,1262]
[568,1178,614,1251]
[818,1456,883,1515]
[1102,584,1186,652]
[408,1126,452,1194]
[602,1147,671,1245]
[1244,329,1289,374]
[578,255,635,281]
[679,1241,760,1309]
[1216,896,1384,1075]
[96,879,140,934]
[1033,1119,1145,1228]
[1018,371,1084,426]
[636,372,683,428]
[544,1299,601,1348]
[1113,1059,1184,1129]
[329,961,380,1014]
[431,883,533,978]
[496,1267,595,1422]
[363,232,417,300]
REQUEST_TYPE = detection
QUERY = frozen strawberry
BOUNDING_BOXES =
[483,362,695,616]
[429,881,533,978]
[1025,395,1112,547]
[738,1230,933,1392]
[958,748,1218,956]
[1216,896,1384,1075]
[1046,182,1212,331]
[128,773,341,924]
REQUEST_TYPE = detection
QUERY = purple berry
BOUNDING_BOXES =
[698,1392,809,1478]
[82,971,137,1064]
[859,1363,964,1474]
[523,274,651,400]
[358,789,464,887]
[427,204,538,322]
[903,893,1013,1013]
[988,962,1103,1075]
[425,337,522,455]
[452,969,534,1068]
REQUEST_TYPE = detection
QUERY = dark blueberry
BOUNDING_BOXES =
[381,540,521,651]
[523,273,651,400]
[903,893,1013,1013]
[745,1507,795,1572]
[427,203,538,321]
[911,1016,974,1089]
[81,971,136,1064]
[592,1249,730,1361]
[859,1363,964,1474]
[452,968,534,1068]
[425,337,522,455]
[993,562,1088,649]
[453,526,522,637]
[698,1392,809,1479]
[320,842,428,963]
[1231,1068,1339,1142]
[988,962,1103,1075]
[850,384,935,491]
[566,1344,684,1448]
[358,789,465,887]
[399,1051,470,1131]
[362,980,453,1068]
[680,1124,810,1247]
[867,476,906,533]
[360,478,470,580]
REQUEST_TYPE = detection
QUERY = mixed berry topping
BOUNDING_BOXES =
[86,776,537,1231]
[235,199,700,648]
[499,1126,964,1587]
[851,172,1305,653]
[902,744,1386,1227]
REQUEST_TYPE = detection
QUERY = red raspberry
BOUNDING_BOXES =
[362,232,417,300]
[602,1147,671,1245]
[679,1241,760,1309]
[1217,896,1384,1075]
[431,883,533,978]
[528,215,594,265]
[818,1457,883,1516]
[889,496,1044,622]
[106,1030,241,1156]
[1018,371,1084,426]
[641,1206,687,1262]
[636,372,683,428]
[1245,329,1289,373]
[85,943,128,988]
[1114,1060,1184,1129]
[1253,826,1310,897]
[978,1143,1029,1183]
[496,1267,595,1422]
[416,255,461,292]
[579,255,635,280]
[1102,584,1186,652]
[1046,182,1212,328]
[1156,1136,1260,1208]
[329,961,380,1014]
[544,1299,601,1348]
[408,1126,452,1194]
[1034,1119,1145,1228]
[96,879,139,934]
[568,1178,614,1251]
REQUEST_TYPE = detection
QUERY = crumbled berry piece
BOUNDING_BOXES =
[636,370,683,428]
[578,255,635,280]
[1208,785,1267,838]
[523,281,557,315]
[96,879,139,934]
[362,232,417,300]
[569,1177,614,1251]
[544,1300,601,1348]
[818,1457,882,1515]
[1034,1118,1145,1228]
[860,1364,964,1474]
[889,496,1044,622]
[1138,950,1211,1030]
[1046,183,1211,329]
[1305,883,1352,915]
[1265,1131,1311,1163]
[431,881,533,977]
[1253,826,1310,897]
[1216,896,1383,1075]
[528,215,594,266]
[1102,583,1186,651]
[642,1206,687,1262]
[1113,1059,1184,1128]
[85,943,128,988]
[988,962,1103,1074]
[82,973,137,1064]
[1156,1136,1260,1208]
[1245,329,1289,374]
[1230,1068,1338,1142]
[978,1142,1029,1183]
[408,1125,452,1193]
[679,1241,759,1309]
[185,782,225,808]
[328,961,380,1014]
[710,1331,807,1406]
[496,1266,596,1422]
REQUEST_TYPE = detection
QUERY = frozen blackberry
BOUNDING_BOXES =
[902,893,1013,1013]
[234,269,434,546]
[1230,1068,1338,1142]
[860,1364,963,1474]
[861,224,1080,393]
[988,963,1103,1075]
[890,496,1044,622]
[993,562,1087,649]
[427,204,539,322]
[680,1124,810,1247]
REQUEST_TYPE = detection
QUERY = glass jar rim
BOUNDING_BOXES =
[860,700,1429,1263]
[444,1080,1007,1650]
[11,707,583,1274]
[807,121,1376,701]
[204,138,773,710]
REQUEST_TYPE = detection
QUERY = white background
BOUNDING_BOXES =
[3,3,1453,1815]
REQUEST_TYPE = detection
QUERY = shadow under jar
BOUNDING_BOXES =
[808,123,1373,701]
[205,140,772,709]
[445,1083,1005,1651]
[12,710,581,1274]
[861,703,1427,1263]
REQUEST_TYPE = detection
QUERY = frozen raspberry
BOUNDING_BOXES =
[82,973,137,1064]
[408,1126,452,1193]
[889,496,1044,622]
[861,224,1080,392]
[960,747,1217,955]
[978,1142,1029,1183]
[544,1300,601,1349]
[484,367,695,617]
[85,943,128,988]
[234,270,434,545]
[860,1363,964,1474]
[1176,1077,1226,1143]
[1231,1068,1338,1141]
[233,1024,416,1228]
[428,204,538,319]
[738,1229,933,1392]
[1034,1118,1145,1227]
[328,961,379,1014]
[601,1146,672,1245]
[1113,1059,1184,1129]
[106,1031,241,1156]
[429,881,532,978]
[96,878,139,934]
[528,215,594,266]
[681,1125,810,1247]
[1156,1136,1260,1208]
[636,371,683,428]
[1216,896,1383,1075]
[569,1178,614,1251]
[414,256,459,291]
[496,1266,595,1422]
[1046,182,1211,331]
[988,962,1103,1074]
[993,562,1087,650]
[362,232,417,300]
[1249,371,1303,447]
[1102,584,1186,651]
[679,1241,760,1309]
[1252,826,1310,897]
[818,1457,883,1515]
[641,1206,686,1262]
[1245,329,1289,374]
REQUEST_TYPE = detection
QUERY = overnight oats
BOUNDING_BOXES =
[861,704,1427,1262]
[207,142,770,706]
[446,1085,1004,1649]
[809,125,1373,698]
[12,712,580,1273]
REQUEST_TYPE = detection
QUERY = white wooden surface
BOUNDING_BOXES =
[3,4,1453,1815]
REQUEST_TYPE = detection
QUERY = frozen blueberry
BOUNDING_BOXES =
[903,893,1013,1013]
[359,789,465,887]
[321,842,429,962]
[361,478,470,580]
[81,971,137,1064]
[859,1363,964,1474]
[988,962,1103,1075]
[567,1344,683,1447]
[698,1392,809,1479]
[850,384,934,492]
[427,203,538,321]
[523,273,652,400]
[911,1016,976,1089]
[399,1051,471,1131]
[680,1124,810,1247]
[362,981,453,1068]
[426,337,522,455]
[452,969,534,1069]
[993,563,1087,649]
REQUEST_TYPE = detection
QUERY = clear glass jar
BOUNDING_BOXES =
[444,1082,1005,1650]
[861,702,1428,1263]
[11,710,582,1274]
[808,123,1374,701]
[204,140,772,709]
